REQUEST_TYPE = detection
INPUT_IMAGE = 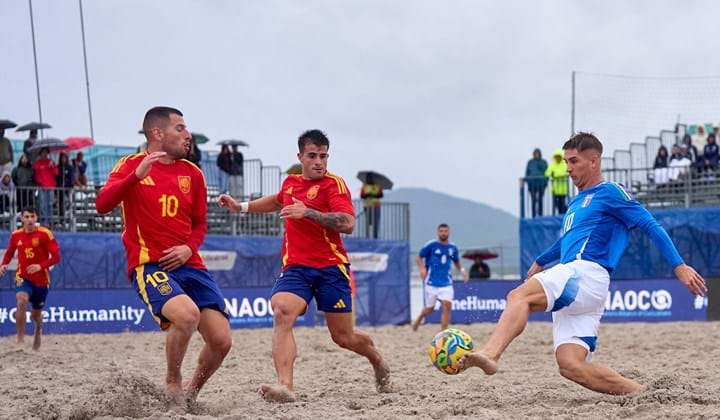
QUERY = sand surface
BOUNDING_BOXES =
[1,321,719,419]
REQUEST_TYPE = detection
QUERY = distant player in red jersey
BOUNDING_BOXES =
[219,129,392,403]
[96,107,231,406]
[0,207,60,350]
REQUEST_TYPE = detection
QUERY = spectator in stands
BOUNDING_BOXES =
[668,145,692,181]
[33,147,58,226]
[692,125,707,152]
[216,144,232,193]
[545,148,568,215]
[702,134,719,175]
[55,152,73,219]
[360,174,383,239]
[227,145,244,198]
[12,153,34,211]
[0,128,13,174]
[525,148,548,217]
[713,123,719,140]
[682,134,700,164]
[22,129,38,163]
[187,135,202,169]
[469,259,491,279]
[652,145,669,184]
[0,171,14,215]
[72,152,87,187]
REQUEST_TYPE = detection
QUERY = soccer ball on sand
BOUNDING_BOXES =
[428,328,475,375]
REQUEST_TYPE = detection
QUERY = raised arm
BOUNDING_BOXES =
[218,194,283,213]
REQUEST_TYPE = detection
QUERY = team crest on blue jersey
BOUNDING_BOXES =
[178,176,191,194]
[307,185,320,200]
[582,194,594,208]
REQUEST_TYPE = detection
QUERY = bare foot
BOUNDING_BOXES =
[458,352,498,375]
[627,384,648,396]
[32,333,41,351]
[373,359,393,393]
[183,380,200,404]
[166,382,188,410]
[411,321,420,332]
[258,383,296,403]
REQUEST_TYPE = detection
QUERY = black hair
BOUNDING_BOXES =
[563,132,603,155]
[22,206,38,216]
[297,129,330,153]
[438,223,449,229]
[142,106,183,135]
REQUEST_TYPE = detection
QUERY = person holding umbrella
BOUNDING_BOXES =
[18,122,52,164]
[0,119,17,174]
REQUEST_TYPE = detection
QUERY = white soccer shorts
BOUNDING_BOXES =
[533,260,610,360]
[424,284,454,308]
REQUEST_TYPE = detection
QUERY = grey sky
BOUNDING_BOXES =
[2,0,719,215]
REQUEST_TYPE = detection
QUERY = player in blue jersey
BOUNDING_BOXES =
[412,223,469,331]
[459,133,707,395]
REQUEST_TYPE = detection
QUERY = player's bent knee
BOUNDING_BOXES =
[169,307,201,332]
[557,358,587,383]
[441,301,452,310]
[272,304,300,326]
[330,330,354,349]
[208,331,232,355]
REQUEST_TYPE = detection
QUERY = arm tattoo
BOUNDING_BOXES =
[304,209,351,231]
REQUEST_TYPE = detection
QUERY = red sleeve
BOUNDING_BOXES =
[186,168,207,253]
[328,177,355,216]
[96,156,141,214]
[1,233,17,265]
[276,178,289,205]
[39,235,60,269]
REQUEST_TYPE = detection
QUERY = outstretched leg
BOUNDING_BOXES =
[556,344,645,395]
[326,312,392,393]
[439,300,452,331]
[258,292,306,403]
[460,278,547,374]
[15,292,28,345]
[185,309,232,402]
[161,295,201,405]
[412,306,434,331]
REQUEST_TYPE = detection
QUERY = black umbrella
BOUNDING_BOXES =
[0,119,17,130]
[28,137,68,152]
[16,122,52,132]
[357,170,393,190]
[217,139,250,147]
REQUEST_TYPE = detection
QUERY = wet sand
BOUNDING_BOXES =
[1,321,719,419]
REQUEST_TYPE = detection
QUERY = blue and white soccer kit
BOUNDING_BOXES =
[533,182,684,358]
[419,240,459,307]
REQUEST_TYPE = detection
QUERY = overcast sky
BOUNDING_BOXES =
[2,0,720,216]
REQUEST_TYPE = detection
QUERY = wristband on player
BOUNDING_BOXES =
[240,202,249,213]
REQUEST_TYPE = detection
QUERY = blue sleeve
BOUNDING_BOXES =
[418,243,430,259]
[607,184,684,269]
[451,246,460,263]
[536,237,561,266]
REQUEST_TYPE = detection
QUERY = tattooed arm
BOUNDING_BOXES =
[279,197,355,234]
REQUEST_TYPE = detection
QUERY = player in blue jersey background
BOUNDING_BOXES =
[459,132,706,395]
[412,223,469,331]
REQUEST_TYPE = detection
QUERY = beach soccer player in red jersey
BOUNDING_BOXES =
[96,106,232,406]
[219,129,393,403]
[0,207,60,350]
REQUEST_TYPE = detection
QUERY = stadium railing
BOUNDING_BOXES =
[519,167,720,218]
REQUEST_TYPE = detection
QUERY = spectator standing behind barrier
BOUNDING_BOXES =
[692,125,707,152]
[360,174,383,239]
[187,135,202,169]
[0,128,13,174]
[12,153,34,211]
[525,148,548,217]
[33,148,58,226]
[216,144,232,193]
[703,134,719,175]
[652,145,669,184]
[682,134,700,164]
[55,152,73,220]
[228,145,244,199]
[72,152,87,187]
[0,171,14,215]
[545,148,568,215]
[668,145,692,181]
[22,129,39,164]
[469,259,490,279]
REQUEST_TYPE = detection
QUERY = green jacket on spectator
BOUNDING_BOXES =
[545,148,568,197]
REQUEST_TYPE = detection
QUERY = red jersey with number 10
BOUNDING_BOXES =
[96,153,207,276]
[276,172,355,269]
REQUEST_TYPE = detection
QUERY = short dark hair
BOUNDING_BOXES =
[298,129,330,153]
[563,132,603,155]
[22,206,38,216]
[438,223,449,229]
[142,106,183,136]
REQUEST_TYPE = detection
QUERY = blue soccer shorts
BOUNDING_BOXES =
[15,277,49,310]
[272,264,353,313]
[132,263,228,330]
